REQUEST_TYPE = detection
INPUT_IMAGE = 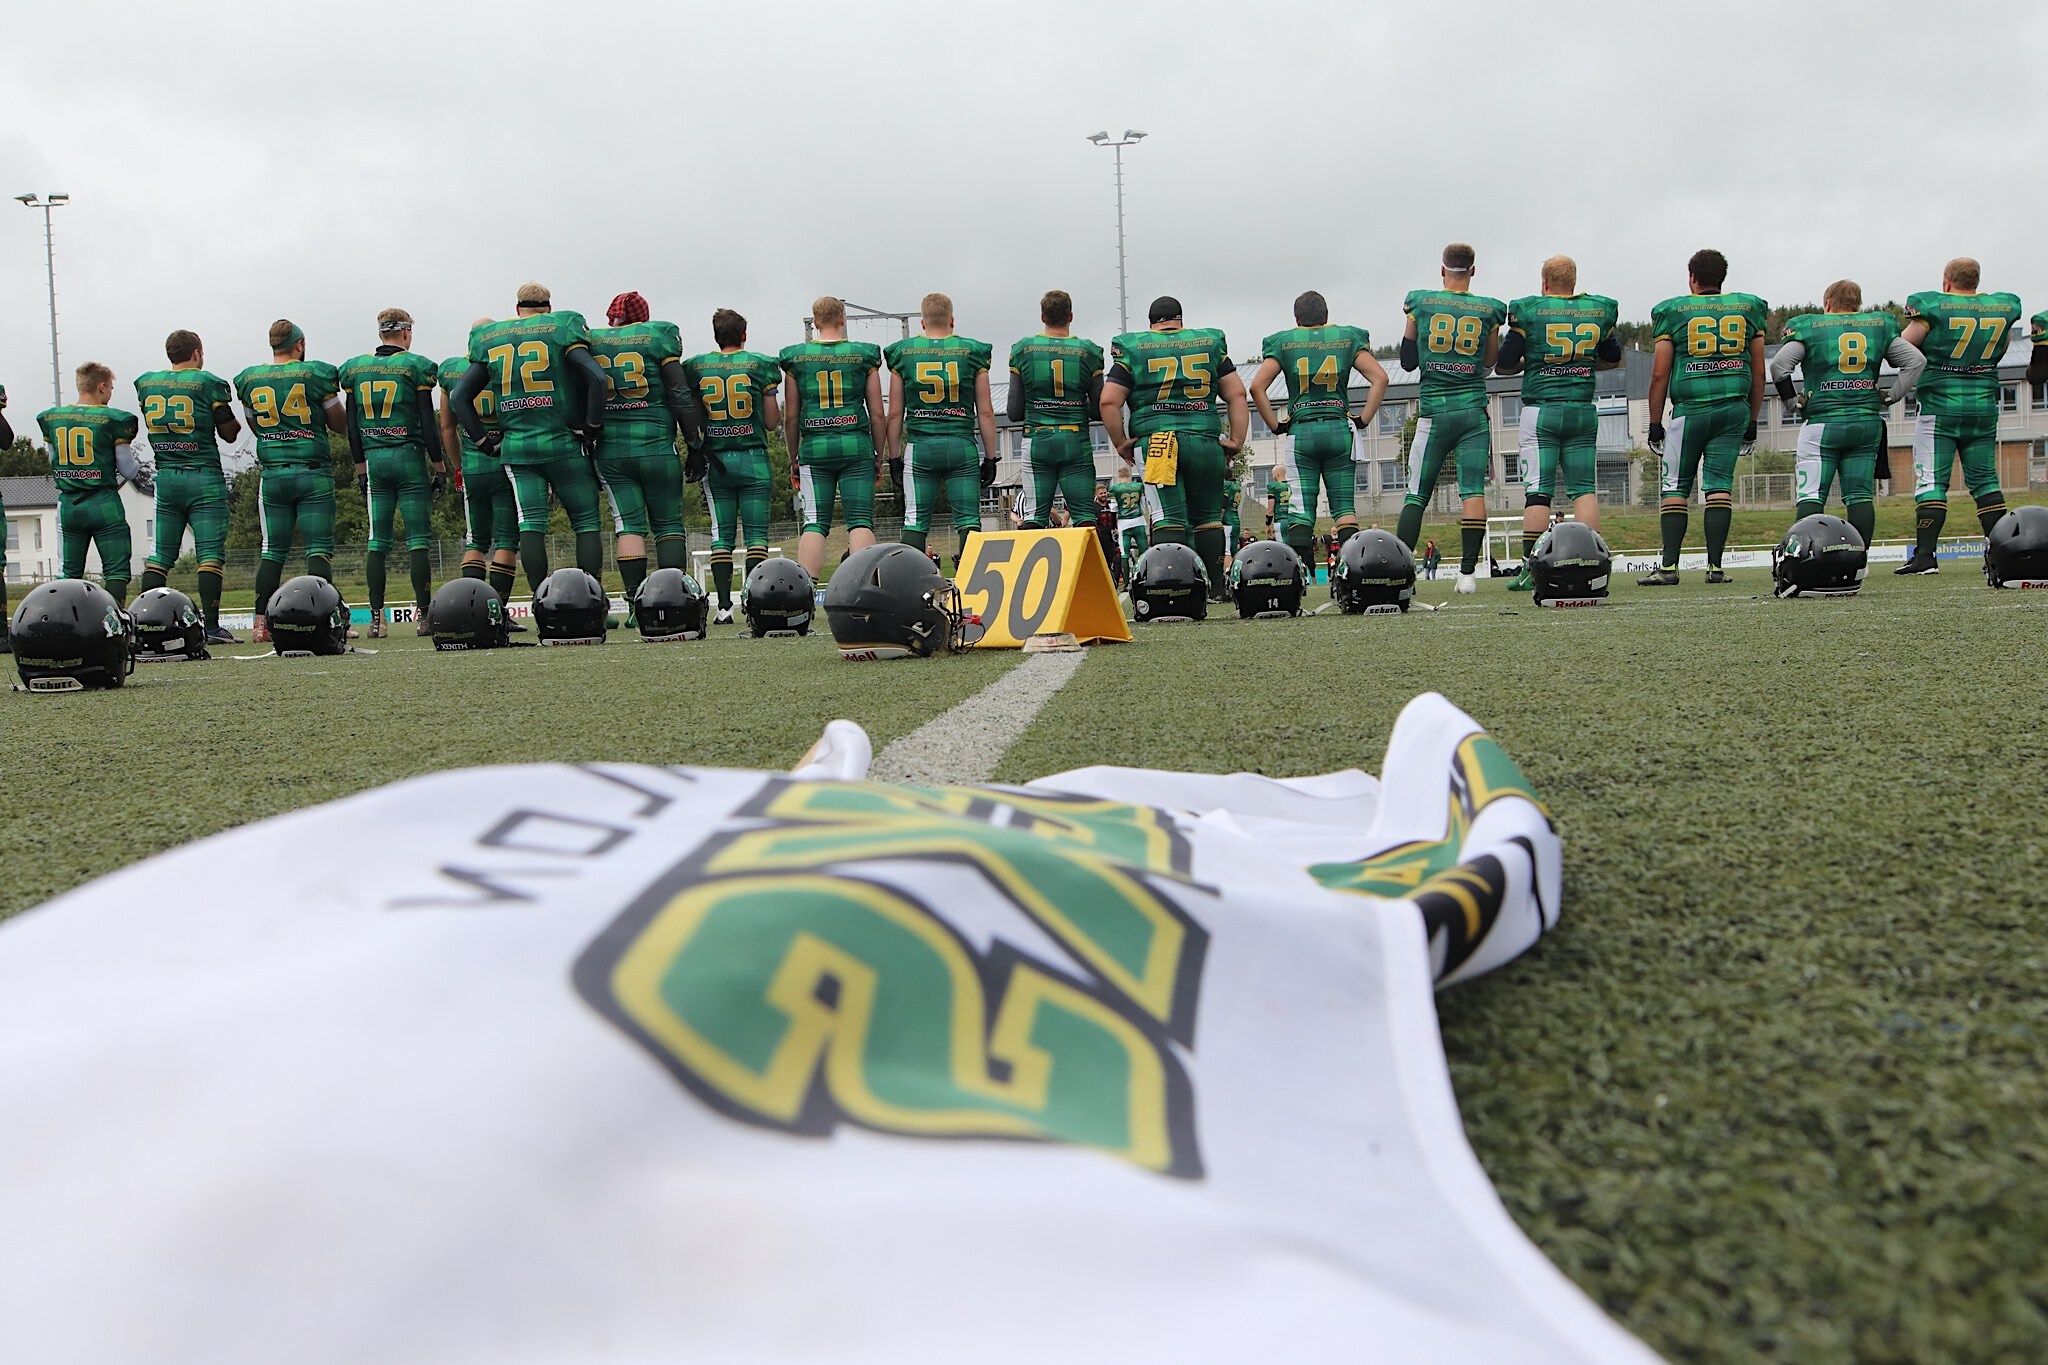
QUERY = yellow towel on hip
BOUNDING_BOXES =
[1143,431,1180,486]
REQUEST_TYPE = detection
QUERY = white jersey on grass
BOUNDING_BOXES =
[0,693,1655,1365]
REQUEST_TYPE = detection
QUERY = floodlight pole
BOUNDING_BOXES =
[1086,132,1146,333]
[16,193,68,406]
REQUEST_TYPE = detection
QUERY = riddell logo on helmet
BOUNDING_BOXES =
[1996,578,2048,589]
[538,636,604,647]
[1539,597,1604,609]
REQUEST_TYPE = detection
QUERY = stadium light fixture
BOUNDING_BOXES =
[1086,133,1147,332]
[17,193,69,406]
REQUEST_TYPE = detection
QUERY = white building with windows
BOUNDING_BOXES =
[1,476,168,585]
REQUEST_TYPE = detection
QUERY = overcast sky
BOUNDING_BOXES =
[3,1,2044,415]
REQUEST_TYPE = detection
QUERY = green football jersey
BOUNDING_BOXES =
[1783,311,1902,419]
[1108,478,1143,519]
[1403,291,1507,415]
[1111,327,1230,437]
[234,360,341,468]
[1905,290,2023,418]
[779,340,883,438]
[1267,477,1293,516]
[37,404,140,497]
[133,368,233,471]
[468,311,593,463]
[1260,324,1371,425]
[1650,293,1769,410]
[438,356,498,451]
[1008,334,1105,429]
[1505,295,1619,405]
[339,350,440,452]
[2032,309,2048,347]
[684,350,782,454]
[1222,479,1241,529]
[885,334,994,441]
[589,322,685,442]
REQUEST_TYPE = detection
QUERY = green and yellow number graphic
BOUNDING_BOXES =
[575,780,1209,1177]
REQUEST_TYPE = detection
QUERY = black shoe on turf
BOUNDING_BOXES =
[506,618,529,633]
[1637,568,1680,586]
[1704,569,1730,584]
[1893,555,1939,576]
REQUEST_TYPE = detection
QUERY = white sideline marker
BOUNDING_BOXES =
[868,650,1088,786]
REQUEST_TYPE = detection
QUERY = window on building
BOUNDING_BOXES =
[1499,395,1522,425]
[1378,401,1407,435]
[2000,383,2019,413]
[2033,381,2046,409]
[1378,459,1403,493]
[4,521,15,554]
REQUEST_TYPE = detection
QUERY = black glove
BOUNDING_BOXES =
[889,457,906,490]
[1273,418,1292,437]
[477,430,503,458]
[980,457,998,490]
[356,468,368,497]
[578,428,603,461]
[133,471,156,496]
[1740,417,1758,457]
[429,466,446,496]
[684,446,708,483]
[1647,422,1666,454]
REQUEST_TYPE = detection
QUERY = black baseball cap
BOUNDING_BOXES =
[1147,295,1182,325]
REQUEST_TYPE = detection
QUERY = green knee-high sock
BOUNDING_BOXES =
[106,577,129,606]
[307,554,333,583]
[1334,524,1357,549]
[1914,502,1946,558]
[196,568,223,628]
[409,549,432,609]
[954,526,976,574]
[1193,526,1226,587]
[1284,523,1313,560]
[365,550,387,615]
[1522,531,1539,558]
[901,528,928,554]
[462,560,486,580]
[655,536,687,571]
[138,567,167,594]
[1845,501,1876,548]
[1975,491,2009,536]
[1660,510,1687,569]
[487,562,516,603]
[1459,519,1485,574]
[619,554,648,603]
[1704,504,1732,567]
[744,549,767,581]
[711,556,734,607]
[1794,499,1822,522]
[520,531,550,588]
[253,560,283,617]
[1396,503,1425,549]
[574,531,604,580]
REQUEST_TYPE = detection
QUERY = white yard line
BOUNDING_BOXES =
[868,650,1089,785]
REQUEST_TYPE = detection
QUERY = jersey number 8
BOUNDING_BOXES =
[1426,314,1485,356]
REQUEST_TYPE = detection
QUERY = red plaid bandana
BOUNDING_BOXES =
[607,292,650,326]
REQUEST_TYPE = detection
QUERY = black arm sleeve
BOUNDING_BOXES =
[659,359,706,447]
[1596,333,1622,363]
[450,364,491,444]
[2027,344,2048,389]
[567,347,609,430]
[1005,375,1025,424]
[418,390,443,461]
[1399,335,1419,371]
[1494,331,1526,376]
[1104,362,1133,391]
[342,392,366,465]
[1774,375,1798,404]
[0,412,12,447]
[1087,374,1103,427]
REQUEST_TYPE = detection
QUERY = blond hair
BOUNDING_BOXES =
[1944,257,1981,290]
[1823,279,1863,311]
[75,362,114,394]
[516,281,551,307]
[811,295,846,328]
[1541,255,1577,293]
[921,292,954,327]
[377,307,414,337]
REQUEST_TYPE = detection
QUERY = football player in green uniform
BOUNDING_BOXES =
[450,283,612,587]
[1221,476,1242,559]
[1641,250,1768,585]
[1247,290,1387,571]
[341,308,446,636]
[1496,257,1621,590]
[780,296,887,580]
[1266,464,1293,534]
[1897,258,2024,574]
[887,293,997,571]
[1100,295,1249,595]
[685,308,783,622]
[134,330,242,642]
[437,320,520,607]
[1398,245,1507,594]
[235,320,346,642]
[1007,290,1105,530]
[0,384,11,646]
[38,362,143,606]
[2028,308,2048,391]
[1107,472,1147,582]
[1768,280,1924,551]
[589,291,707,617]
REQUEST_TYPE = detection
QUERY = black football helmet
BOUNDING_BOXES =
[267,575,350,655]
[1229,539,1307,618]
[532,568,610,645]
[1127,543,1208,622]
[427,578,509,650]
[1332,530,1416,614]
[1985,505,2048,588]
[636,568,711,641]
[130,587,209,660]
[742,559,817,638]
[1772,514,1868,598]
[824,543,982,659]
[1528,522,1613,607]
[10,580,133,691]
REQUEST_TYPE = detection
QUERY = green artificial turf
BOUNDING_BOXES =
[5,561,2045,1362]
[997,568,2048,1364]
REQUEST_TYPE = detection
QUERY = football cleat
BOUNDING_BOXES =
[1455,571,1477,595]
[1637,568,1680,586]
[204,626,240,646]
[1892,555,1939,575]
[1703,569,1731,584]
[415,617,434,637]
[1505,567,1533,591]
[367,616,387,639]
[714,607,734,626]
